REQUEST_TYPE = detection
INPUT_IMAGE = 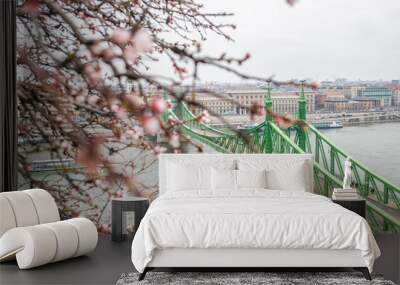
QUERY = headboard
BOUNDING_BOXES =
[158,154,314,195]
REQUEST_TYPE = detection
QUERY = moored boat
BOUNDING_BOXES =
[313,121,343,129]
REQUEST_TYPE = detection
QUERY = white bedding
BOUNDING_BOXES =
[131,190,380,273]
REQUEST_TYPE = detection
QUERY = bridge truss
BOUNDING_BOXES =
[165,91,400,234]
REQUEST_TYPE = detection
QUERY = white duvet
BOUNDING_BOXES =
[131,190,380,273]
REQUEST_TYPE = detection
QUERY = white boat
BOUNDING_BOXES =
[313,121,343,129]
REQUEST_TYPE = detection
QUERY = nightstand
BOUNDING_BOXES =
[332,197,366,218]
[111,197,149,242]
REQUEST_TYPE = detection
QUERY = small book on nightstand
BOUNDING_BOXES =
[332,188,359,200]
[332,189,366,218]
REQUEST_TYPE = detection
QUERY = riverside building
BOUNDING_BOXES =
[357,87,393,107]
[192,90,315,116]
[324,97,380,112]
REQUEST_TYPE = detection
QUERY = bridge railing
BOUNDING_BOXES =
[303,123,400,211]
[272,123,400,233]
[171,103,270,153]
[269,123,303,154]
[166,102,400,233]
[288,123,400,233]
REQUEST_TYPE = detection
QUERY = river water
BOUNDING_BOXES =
[319,122,400,187]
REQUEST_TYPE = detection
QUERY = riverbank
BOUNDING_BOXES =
[310,111,400,127]
[343,118,400,126]
[209,111,400,128]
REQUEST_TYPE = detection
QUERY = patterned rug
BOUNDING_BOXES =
[116,271,395,285]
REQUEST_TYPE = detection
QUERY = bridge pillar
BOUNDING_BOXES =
[298,81,307,151]
[170,94,178,111]
[178,100,184,120]
[265,82,273,121]
[172,94,184,120]
[162,91,169,122]
[264,82,273,153]
[190,90,197,114]
[298,81,307,121]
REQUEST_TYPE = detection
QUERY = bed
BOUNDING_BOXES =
[131,154,380,280]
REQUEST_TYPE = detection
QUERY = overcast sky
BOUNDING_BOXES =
[151,0,400,83]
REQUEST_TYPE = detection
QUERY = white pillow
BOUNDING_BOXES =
[212,168,237,190]
[238,158,310,192]
[167,163,212,192]
[236,169,267,189]
[266,162,307,191]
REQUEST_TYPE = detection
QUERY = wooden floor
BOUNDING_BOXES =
[0,234,398,285]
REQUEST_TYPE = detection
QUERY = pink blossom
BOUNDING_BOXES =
[83,64,101,86]
[125,93,145,108]
[173,63,188,79]
[169,133,180,148]
[131,29,153,53]
[286,0,298,6]
[151,97,167,113]
[89,24,98,34]
[91,43,105,55]
[75,95,85,104]
[274,116,293,129]
[132,126,144,139]
[166,100,173,110]
[123,46,138,62]
[101,224,109,233]
[153,145,167,155]
[78,11,86,19]
[111,29,132,45]
[25,164,33,172]
[167,115,178,126]
[76,137,104,175]
[119,134,127,143]
[60,141,71,151]
[124,129,135,138]
[123,129,140,141]
[250,102,266,119]
[196,110,210,123]
[102,48,116,60]
[310,82,319,90]
[88,95,100,105]
[111,104,119,112]
[21,0,40,16]
[141,116,160,135]
[115,108,127,119]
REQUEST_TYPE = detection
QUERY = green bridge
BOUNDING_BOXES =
[164,86,400,233]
